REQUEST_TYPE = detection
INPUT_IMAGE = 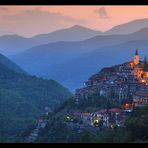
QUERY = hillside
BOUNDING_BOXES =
[22,94,119,143]
[33,96,148,143]
[0,53,26,74]
[31,25,102,44]
[0,56,72,142]
[22,94,148,143]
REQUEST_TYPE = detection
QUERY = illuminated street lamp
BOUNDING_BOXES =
[67,116,70,120]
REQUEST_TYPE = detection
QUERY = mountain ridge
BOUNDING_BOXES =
[0,53,26,74]
[0,53,72,142]
[104,18,148,35]
[11,27,148,91]
[30,25,102,44]
[0,34,41,56]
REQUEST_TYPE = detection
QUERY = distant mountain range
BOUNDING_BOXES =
[0,31,14,36]
[0,53,72,142]
[0,25,101,56]
[31,25,102,44]
[30,18,148,43]
[0,17,147,91]
[0,35,40,56]
[3,18,148,142]
[104,18,148,35]
[11,26,148,91]
[1,18,148,56]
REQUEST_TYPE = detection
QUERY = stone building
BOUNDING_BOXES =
[75,49,148,106]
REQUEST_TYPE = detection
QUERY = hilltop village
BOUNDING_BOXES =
[75,49,148,107]
[24,50,148,142]
[64,49,148,130]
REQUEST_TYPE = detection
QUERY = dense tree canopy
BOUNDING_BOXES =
[0,62,72,142]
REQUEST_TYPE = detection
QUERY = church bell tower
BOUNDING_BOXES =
[134,49,139,65]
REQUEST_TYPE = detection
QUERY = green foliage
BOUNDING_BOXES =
[92,127,130,143]
[79,131,94,143]
[94,106,148,143]
[0,62,72,142]
[0,53,26,74]
[19,123,36,141]
[125,106,148,142]
[36,105,148,143]
[77,94,119,110]
[54,97,75,113]
[38,120,75,143]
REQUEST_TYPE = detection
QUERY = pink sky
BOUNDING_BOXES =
[0,6,148,37]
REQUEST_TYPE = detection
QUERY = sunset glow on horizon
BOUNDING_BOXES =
[0,5,148,37]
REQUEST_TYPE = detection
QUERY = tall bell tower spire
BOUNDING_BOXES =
[134,49,139,65]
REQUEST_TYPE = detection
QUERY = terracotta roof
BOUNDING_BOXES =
[109,108,122,113]
[96,109,107,114]
[135,91,148,97]
[82,112,91,116]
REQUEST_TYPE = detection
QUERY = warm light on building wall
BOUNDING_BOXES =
[125,103,129,107]
[130,62,134,68]
[124,103,130,109]
[141,79,145,83]
[145,72,148,78]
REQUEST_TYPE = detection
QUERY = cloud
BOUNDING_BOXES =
[0,8,87,37]
[2,9,86,23]
[94,7,109,19]
[0,7,8,11]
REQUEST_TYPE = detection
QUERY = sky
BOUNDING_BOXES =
[0,6,148,37]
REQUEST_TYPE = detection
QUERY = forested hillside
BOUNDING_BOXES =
[0,58,72,142]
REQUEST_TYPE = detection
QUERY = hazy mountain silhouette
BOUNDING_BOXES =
[31,25,102,44]
[105,18,148,35]
[11,27,148,91]
[0,53,26,74]
[3,18,148,56]
[0,35,40,56]
[0,31,14,36]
